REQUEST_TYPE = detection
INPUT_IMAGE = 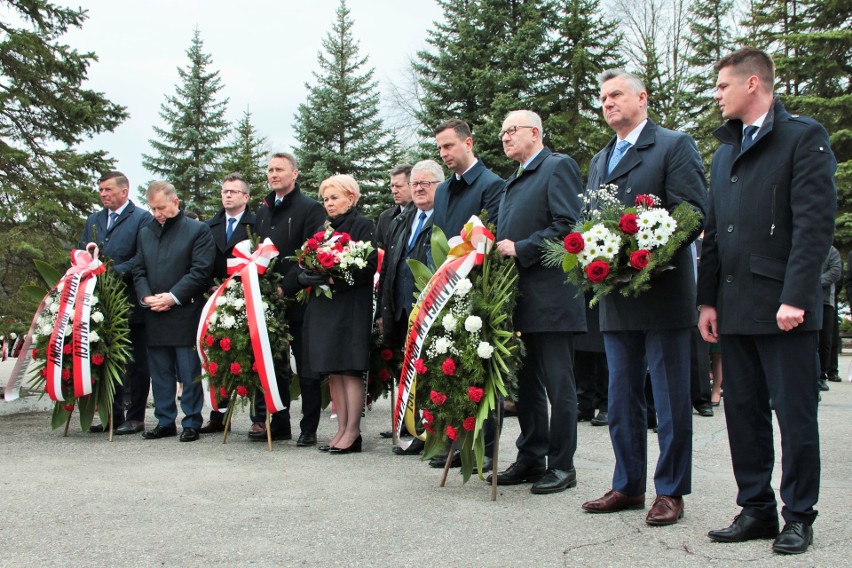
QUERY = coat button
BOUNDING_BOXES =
[625,188,632,194]
[725,275,734,283]
[730,175,738,183]
[271,225,275,230]
[727,225,734,232]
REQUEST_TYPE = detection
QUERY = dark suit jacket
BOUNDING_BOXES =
[496,147,586,334]
[433,159,503,237]
[587,120,707,331]
[697,98,837,334]
[376,204,402,250]
[206,208,256,280]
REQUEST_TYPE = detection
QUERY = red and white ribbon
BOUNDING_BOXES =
[197,238,281,412]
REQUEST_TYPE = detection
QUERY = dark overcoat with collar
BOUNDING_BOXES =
[696,98,836,334]
[588,120,707,331]
[79,200,153,321]
[206,208,256,280]
[432,159,504,237]
[496,147,586,334]
[132,211,215,346]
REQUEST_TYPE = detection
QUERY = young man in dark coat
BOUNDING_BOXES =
[698,47,837,555]
[375,164,412,250]
[580,70,707,526]
[198,172,256,434]
[492,110,586,495]
[78,171,153,435]
[133,181,215,442]
[253,152,327,446]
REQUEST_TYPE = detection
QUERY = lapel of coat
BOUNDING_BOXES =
[107,201,134,236]
[605,120,656,183]
[505,147,552,192]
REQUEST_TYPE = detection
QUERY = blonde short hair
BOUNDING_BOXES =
[319,174,361,203]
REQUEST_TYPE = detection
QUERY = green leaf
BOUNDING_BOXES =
[430,226,450,267]
[406,259,434,292]
[33,260,63,288]
[51,403,71,430]
[562,254,578,272]
[20,285,49,305]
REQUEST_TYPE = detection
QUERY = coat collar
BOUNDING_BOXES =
[262,183,303,209]
[506,147,552,189]
[600,120,658,182]
[714,97,786,152]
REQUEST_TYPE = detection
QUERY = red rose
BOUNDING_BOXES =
[446,425,458,441]
[334,241,344,252]
[563,232,585,254]
[378,369,391,382]
[629,249,652,270]
[413,359,428,374]
[208,362,218,376]
[618,213,639,235]
[422,409,434,423]
[62,404,75,412]
[441,358,456,376]
[32,348,38,359]
[236,385,249,397]
[230,362,242,375]
[585,260,610,283]
[92,353,104,366]
[61,368,71,381]
[63,344,72,355]
[317,252,336,269]
[204,334,215,347]
[219,387,228,399]
[219,337,231,351]
[635,194,655,208]
[380,348,394,361]
[424,423,436,435]
[467,386,484,403]
[430,390,447,406]
[463,416,476,432]
[306,238,319,251]
[338,233,351,246]
[313,231,326,240]
[40,368,47,378]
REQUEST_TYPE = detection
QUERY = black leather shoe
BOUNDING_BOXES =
[591,410,609,426]
[142,425,177,440]
[486,461,546,485]
[88,424,106,433]
[696,403,714,417]
[318,444,334,452]
[471,456,493,474]
[379,430,394,438]
[827,374,841,383]
[248,423,292,441]
[530,468,577,494]
[817,378,830,392]
[577,411,594,422]
[199,420,228,434]
[708,514,779,542]
[179,428,199,442]
[296,432,317,447]
[429,451,461,468]
[392,438,424,455]
[772,521,813,554]
[114,421,145,435]
[329,435,362,454]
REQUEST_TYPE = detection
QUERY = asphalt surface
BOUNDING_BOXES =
[1,357,851,567]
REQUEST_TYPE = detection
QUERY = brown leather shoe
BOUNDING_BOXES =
[645,495,684,526]
[582,490,645,513]
[199,420,230,434]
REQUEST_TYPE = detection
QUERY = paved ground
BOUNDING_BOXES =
[1,357,851,567]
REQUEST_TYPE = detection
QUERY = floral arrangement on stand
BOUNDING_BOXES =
[291,222,375,302]
[398,218,523,484]
[28,247,131,436]
[541,184,702,306]
[367,328,398,406]
[197,238,290,441]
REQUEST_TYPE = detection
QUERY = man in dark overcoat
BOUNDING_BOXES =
[253,152,327,446]
[491,109,586,495]
[133,181,215,442]
[375,164,412,250]
[78,171,153,435]
[580,69,707,526]
[198,172,256,434]
[698,47,836,555]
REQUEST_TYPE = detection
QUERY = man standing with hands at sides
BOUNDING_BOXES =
[79,171,153,435]
[133,181,214,442]
[376,164,412,250]
[198,173,256,434]
[253,153,326,446]
[698,48,836,555]
[491,110,586,495]
[433,119,503,235]
[580,70,706,526]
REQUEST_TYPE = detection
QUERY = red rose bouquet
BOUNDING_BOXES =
[542,184,702,306]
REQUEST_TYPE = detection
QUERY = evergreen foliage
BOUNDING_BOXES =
[220,108,269,210]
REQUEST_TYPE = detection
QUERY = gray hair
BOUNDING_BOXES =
[504,109,545,139]
[599,69,646,94]
[411,159,445,183]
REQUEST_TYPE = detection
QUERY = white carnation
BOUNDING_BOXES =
[65,326,72,337]
[232,298,245,310]
[221,315,236,329]
[227,278,238,288]
[207,312,218,326]
[49,302,59,314]
[442,314,457,331]
[455,279,473,297]
[435,336,453,355]
[44,296,53,307]
[89,331,100,343]
[90,311,104,323]
[215,295,229,307]
[40,324,53,336]
[90,296,99,306]
[477,341,494,359]
[464,315,483,333]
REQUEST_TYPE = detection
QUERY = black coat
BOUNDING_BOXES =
[432,159,503,237]
[587,120,707,331]
[376,204,402,250]
[301,209,377,375]
[496,147,586,334]
[206,208,256,280]
[133,211,215,346]
[254,184,327,321]
[697,98,837,334]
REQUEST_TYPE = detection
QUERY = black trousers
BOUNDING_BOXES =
[575,350,608,414]
[690,328,712,407]
[114,322,150,424]
[818,304,834,379]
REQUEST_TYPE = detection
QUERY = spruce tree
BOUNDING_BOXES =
[292,0,389,221]
[142,28,229,218]
[220,108,269,209]
[0,0,126,323]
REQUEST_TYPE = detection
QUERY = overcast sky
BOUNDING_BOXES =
[56,0,445,194]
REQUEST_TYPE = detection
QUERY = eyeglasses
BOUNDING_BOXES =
[499,125,535,140]
[410,180,440,189]
[221,189,248,196]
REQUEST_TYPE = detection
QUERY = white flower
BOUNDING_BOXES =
[90,311,104,323]
[435,337,452,355]
[455,278,473,297]
[207,312,218,326]
[221,315,236,329]
[89,331,100,343]
[261,301,269,312]
[442,314,457,331]
[44,296,53,307]
[464,315,483,333]
[215,295,229,307]
[65,326,72,337]
[477,341,494,359]
[90,296,99,306]
[601,236,622,259]
[32,333,39,342]
[40,324,53,336]
[227,278,238,289]
[637,230,654,249]
[232,298,245,310]
[49,302,59,314]
[589,223,608,240]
